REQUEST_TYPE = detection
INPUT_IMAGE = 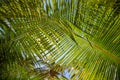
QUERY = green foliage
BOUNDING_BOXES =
[0,0,120,80]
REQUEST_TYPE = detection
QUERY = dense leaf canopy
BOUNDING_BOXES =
[0,0,120,80]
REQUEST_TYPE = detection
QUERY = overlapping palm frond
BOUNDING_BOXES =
[0,0,120,80]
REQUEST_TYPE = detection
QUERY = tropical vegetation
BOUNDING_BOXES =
[0,0,120,80]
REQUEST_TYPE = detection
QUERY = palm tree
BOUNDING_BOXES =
[0,0,120,80]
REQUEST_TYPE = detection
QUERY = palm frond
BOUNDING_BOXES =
[0,0,120,80]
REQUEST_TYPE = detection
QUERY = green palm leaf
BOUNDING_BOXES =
[0,0,120,80]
